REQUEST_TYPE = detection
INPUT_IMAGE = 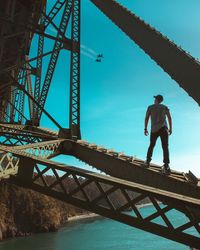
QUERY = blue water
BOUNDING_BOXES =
[0,206,192,250]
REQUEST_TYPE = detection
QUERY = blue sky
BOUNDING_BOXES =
[33,0,200,177]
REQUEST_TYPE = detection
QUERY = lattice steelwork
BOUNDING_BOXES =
[69,0,81,139]
[0,0,78,132]
[16,139,64,159]
[0,0,200,248]
[17,69,27,123]
[45,0,66,27]
[3,148,199,249]
[0,123,57,145]
[36,0,73,121]
[33,4,46,121]
[0,133,41,145]
[0,151,19,179]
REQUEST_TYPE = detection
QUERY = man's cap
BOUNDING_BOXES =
[154,94,163,102]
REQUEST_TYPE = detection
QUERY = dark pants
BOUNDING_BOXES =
[146,126,170,164]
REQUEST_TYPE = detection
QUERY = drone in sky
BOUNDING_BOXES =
[95,54,103,62]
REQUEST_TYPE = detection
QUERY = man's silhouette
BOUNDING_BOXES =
[144,95,172,174]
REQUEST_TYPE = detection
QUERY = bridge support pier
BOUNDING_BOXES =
[16,157,35,183]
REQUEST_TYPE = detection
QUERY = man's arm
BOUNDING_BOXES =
[166,109,172,135]
[144,110,150,136]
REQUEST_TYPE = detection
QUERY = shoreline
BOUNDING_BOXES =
[67,202,154,223]
[0,203,154,242]
[67,213,100,222]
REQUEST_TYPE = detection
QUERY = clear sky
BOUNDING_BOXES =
[35,0,200,177]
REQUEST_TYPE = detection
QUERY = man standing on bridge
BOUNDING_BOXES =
[144,95,172,174]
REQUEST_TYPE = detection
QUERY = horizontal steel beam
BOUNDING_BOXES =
[0,17,76,52]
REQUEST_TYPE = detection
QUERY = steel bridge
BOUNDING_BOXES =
[0,0,200,249]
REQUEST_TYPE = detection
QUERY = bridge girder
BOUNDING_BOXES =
[0,145,198,249]
[0,136,199,247]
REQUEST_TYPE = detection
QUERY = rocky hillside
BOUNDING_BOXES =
[0,181,85,240]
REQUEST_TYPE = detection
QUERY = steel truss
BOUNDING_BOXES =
[15,139,64,159]
[70,0,81,138]
[0,0,81,138]
[0,151,19,179]
[0,146,198,249]
[33,4,46,120]
[1,0,200,249]
[0,133,42,145]
[0,136,199,247]
[35,1,73,122]
[0,123,57,145]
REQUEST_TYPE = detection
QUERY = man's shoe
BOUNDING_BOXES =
[161,164,171,175]
[142,160,150,168]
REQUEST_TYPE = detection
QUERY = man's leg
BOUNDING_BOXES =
[160,127,170,165]
[146,131,159,163]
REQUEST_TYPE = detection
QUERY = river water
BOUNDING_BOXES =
[0,206,192,250]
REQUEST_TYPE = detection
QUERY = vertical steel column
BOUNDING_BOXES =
[36,0,72,122]
[33,4,46,125]
[69,0,81,139]
[3,105,10,122]
[10,70,16,122]
[26,71,34,121]
[18,69,27,124]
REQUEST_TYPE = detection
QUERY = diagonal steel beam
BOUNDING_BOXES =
[6,100,28,122]
[91,0,200,105]
[45,0,66,29]
[62,140,200,200]
[7,74,63,130]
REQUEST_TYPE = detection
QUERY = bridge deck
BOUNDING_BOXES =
[62,139,200,201]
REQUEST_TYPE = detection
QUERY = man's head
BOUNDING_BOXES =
[154,94,163,104]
